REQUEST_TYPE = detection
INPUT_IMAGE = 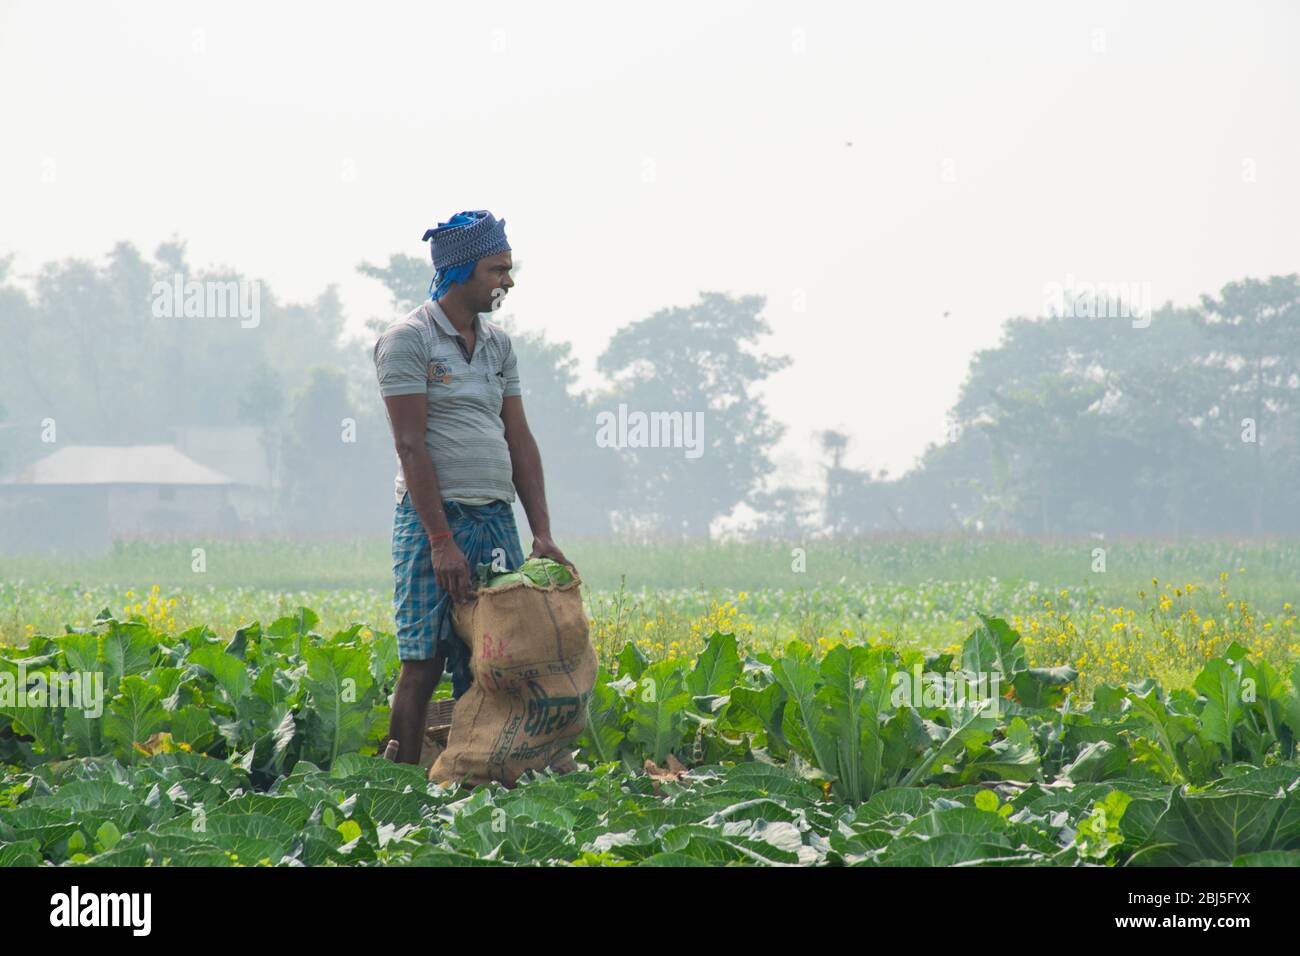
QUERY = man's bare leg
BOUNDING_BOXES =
[387,654,445,764]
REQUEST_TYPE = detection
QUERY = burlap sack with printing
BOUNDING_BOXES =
[429,573,594,788]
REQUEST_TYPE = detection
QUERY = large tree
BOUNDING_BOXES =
[0,239,353,464]
[279,365,394,532]
[1199,275,1300,535]
[596,291,790,537]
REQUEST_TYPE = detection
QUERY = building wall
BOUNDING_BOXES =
[0,485,239,553]
[106,485,237,537]
[0,486,111,553]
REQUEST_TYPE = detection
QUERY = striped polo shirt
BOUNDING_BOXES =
[372,298,521,505]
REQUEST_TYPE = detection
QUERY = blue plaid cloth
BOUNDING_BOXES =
[391,492,525,698]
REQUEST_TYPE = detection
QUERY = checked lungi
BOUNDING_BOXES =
[391,492,525,699]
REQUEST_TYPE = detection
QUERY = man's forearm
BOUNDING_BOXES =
[509,430,551,539]
[398,448,451,540]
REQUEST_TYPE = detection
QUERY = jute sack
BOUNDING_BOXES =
[429,572,595,788]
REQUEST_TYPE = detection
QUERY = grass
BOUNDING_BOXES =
[5,534,1300,594]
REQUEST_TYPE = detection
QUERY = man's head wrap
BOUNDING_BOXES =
[422,210,511,302]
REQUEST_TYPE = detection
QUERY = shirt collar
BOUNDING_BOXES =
[427,298,494,345]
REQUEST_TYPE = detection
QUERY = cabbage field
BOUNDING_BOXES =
[3,582,1300,867]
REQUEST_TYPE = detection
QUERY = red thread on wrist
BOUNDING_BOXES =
[429,530,453,542]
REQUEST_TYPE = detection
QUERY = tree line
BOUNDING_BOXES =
[824,276,1300,537]
[1,240,1295,540]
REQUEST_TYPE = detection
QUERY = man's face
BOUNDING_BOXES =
[468,253,514,313]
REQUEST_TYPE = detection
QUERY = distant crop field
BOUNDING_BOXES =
[4,538,1298,694]
[6,534,1300,592]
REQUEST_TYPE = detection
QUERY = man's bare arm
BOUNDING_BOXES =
[501,395,574,571]
[383,393,471,602]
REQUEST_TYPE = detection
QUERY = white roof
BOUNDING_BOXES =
[4,445,235,486]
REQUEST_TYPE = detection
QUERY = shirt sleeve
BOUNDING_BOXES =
[373,323,428,397]
[500,333,522,397]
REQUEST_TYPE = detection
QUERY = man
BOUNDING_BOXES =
[372,209,574,765]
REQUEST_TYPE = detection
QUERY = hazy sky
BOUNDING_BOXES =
[3,0,1298,488]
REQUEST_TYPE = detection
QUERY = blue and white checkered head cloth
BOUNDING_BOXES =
[423,210,511,302]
